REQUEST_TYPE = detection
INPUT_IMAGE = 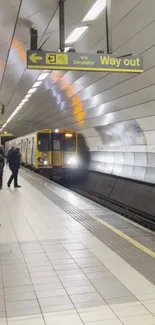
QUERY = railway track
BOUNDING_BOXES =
[70,185,155,231]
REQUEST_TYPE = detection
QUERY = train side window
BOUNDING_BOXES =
[53,138,61,151]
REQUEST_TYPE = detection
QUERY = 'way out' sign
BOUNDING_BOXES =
[27,51,143,73]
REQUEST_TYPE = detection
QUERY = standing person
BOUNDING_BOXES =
[7,146,21,188]
[0,146,5,190]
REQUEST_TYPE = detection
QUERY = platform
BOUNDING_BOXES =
[0,168,155,325]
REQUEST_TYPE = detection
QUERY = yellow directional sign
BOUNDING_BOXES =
[46,53,68,65]
[29,53,43,64]
[0,131,13,137]
[27,51,144,73]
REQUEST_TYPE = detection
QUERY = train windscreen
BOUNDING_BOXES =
[63,134,76,151]
[37,133,51,151]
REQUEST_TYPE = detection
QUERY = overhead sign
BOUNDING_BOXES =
[0,131,13,137]
[27,50,143,73]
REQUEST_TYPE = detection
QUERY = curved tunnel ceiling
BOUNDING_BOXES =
[0,0,155,183]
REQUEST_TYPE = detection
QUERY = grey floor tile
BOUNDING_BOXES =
[28,266,54,273]
[66,286,96,295]
[0,311,6,318]
[1,260,26,266]
[5,291,36,303]
[74,300,106,309]
[25,260,51,267]
[86,272,112,280]
[41,303,74,313]
[30,271,57,278]
[4,285,34,295]
[24,254,48,263]
[6,307,41,318]
[3,273,30,282]
[47,252,71,260]
[0,298,5,312]
[39,295,71,307]
[4,278,32,288]
[0,289,3,296]
[53,263,78,271]
[70,292,103,303]
[63,279,91,289]
[59,274,88,282]
[34,282,63,292]
[51,259,75,266]
[56,268,83,276]
[36,289,66,299]
[106,295,138,305]
[63,243,86,251]
[69,250,94,258]
[74,258,102,268]
[82,266,108,274]
[31,276,60,285]
[2,267,28,276]
[6,299,39,311]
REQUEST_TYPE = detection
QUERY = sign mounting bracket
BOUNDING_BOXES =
[59,0,65,52]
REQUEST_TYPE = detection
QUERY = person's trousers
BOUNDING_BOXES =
[0,169,3,188]
[8,167,19,186]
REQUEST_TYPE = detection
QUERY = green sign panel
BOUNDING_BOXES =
[27,51,143,73]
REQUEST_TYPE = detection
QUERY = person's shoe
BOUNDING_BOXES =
[0,187,2,190]
[7,183,10,188]
[14,185,21,188]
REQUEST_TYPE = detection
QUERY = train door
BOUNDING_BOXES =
[26,139,29,164]
[52,133,62,167]
[31,137,35,165]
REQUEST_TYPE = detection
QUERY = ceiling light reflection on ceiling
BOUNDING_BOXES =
[83,0,106,21]
[28,88,37,94]
[33,81,42,88]
[37,72,49,81]
[65,26,88,44]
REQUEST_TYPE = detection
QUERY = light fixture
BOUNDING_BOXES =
[1,71,50,130]
[37,72,49,81]
[59,47,71,52]
[65,133,73,138]
[83,0,106,21]
[55,129,59,133]
[65,26,88,44]
[33,81,42,88]
[25,94,32,99]
[21,98,28,103]
[28,88,37,94]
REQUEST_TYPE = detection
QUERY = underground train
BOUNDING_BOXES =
[5,129,79,178]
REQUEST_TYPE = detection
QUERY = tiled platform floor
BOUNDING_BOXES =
[0,168,154,325]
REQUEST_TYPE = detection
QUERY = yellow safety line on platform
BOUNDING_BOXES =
[90,214,155,258]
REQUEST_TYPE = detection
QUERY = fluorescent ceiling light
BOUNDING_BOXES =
[33,81,42,88]
[28,88,37,94]
[21,98,28,103]
[64,47,70,52]
[25,94,32,99]
[66,26,88,44]
[37,72,49,81]
[83,0,106,21]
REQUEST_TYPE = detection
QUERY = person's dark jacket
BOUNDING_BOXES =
[7,148,21,169]
[0,147,5,170]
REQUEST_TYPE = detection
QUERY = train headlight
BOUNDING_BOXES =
[43,160,48,165]
[67,157,78,165]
